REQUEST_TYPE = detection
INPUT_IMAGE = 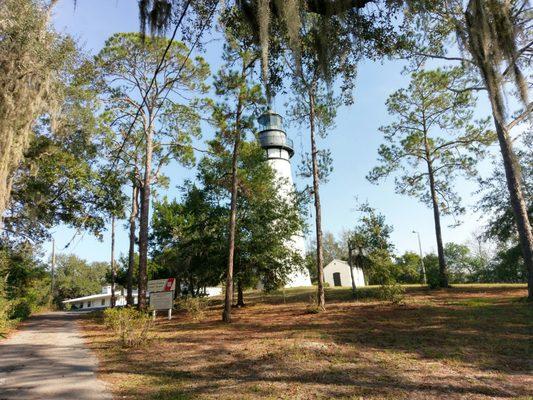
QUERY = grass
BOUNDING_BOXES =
[79,284,533,400]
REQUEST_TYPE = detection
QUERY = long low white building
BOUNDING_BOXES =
[62,286,138,310]
[324,259,366,288]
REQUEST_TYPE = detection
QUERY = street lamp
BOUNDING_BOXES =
[412,230,427,285]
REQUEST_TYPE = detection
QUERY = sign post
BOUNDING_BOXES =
[148,278,175,320]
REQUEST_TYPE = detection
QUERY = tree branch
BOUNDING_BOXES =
[506,102,533,131]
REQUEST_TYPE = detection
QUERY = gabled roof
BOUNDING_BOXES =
[324,259,349,268]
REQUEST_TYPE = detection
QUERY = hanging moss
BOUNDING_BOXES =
[464,0,529,114]
[0,0,74,225]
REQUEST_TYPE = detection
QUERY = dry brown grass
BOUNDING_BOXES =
[79,284,533,400]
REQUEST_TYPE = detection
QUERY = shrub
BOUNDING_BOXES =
[0,297,11,335]
[103,307,153,348]
[175,297,209,321]
[377,282,405,305]
[305,294,321,314]
[9,298,32,320]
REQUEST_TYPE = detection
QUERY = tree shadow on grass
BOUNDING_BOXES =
[81,288,533,399]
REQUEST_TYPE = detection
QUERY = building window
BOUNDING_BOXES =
[87,301,91,308]
[101,299,105,306]
[333,272,342,287]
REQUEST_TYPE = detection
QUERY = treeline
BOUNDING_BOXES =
[308,233,528,288]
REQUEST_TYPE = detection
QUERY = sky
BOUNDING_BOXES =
[46,0,505,263]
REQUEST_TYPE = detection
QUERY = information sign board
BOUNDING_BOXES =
[149,291,174,310]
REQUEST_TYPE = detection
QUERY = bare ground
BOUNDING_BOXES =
[79,285,533,400]
[0,311,112,400]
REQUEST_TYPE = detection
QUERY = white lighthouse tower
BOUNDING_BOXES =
[258,110,312,287]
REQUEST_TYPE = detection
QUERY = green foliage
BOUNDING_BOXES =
[6,134,125,242]
[1,1,116,243]
[175,297,209,321]
[0,297,11,335]
[473,245,527,284]
[95,32,209,173]
[202,141,306,291]
[346,202,395,285]
[8,298,32,320]
[103,307,153,348]
[151,190,226,296]
[477,131,532,271]
[421,241,526,286]
[394,251,422,284]
[367,249,396,285]
[424,253,442,289]
[0,0,80,220]
[377,282,405,305]
[368,67,493,219]
[0,241,49,331]
[306,231,347,280]
[54,254,108,304]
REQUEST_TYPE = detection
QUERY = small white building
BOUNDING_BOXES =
[324,259,365,288]
[62,286,138,310]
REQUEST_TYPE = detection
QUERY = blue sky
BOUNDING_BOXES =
[47,0,503,263]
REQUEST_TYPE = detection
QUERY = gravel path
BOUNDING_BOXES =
[0,312,112,400]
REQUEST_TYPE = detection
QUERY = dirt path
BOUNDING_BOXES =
[0,312,112,400]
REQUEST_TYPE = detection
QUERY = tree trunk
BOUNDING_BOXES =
[236,280,245,307]
[309,91,326,310]
[127,183,138,306]
[466,2,533,300]
[222,65,246,323]
[110,215,116,308]
[422,126,448,287]
[491,107,533,300]
[138,129,153,310]
[426,160,448,287]
[348,245,356,297]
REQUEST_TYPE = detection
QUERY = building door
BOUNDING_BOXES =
[333,272,342,287]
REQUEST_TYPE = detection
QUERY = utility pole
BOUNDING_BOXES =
[50,238,56,306]
[412,230,427,284]
[111,215,116,308]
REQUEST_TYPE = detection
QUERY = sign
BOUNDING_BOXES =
[149,291,174,310]
[147,278,176,293]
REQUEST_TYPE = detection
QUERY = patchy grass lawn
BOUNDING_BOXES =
[79,284,533,400]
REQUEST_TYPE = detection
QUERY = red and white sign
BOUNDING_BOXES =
[147,278,176,293]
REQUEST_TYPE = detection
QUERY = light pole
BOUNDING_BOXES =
[412,230,427,285]
[50,238,56,306]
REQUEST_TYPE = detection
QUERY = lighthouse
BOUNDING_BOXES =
[257,110,312,287]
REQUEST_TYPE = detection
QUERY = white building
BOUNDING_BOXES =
[62,285,138,310]
[324,259,365,288]
[258,111,312,288]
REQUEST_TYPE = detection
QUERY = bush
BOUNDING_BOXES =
[305,294,321,314]
[175,297,209,321]
[377,282,405,304]
[103,307,153,348]
[0,297,11,335]
[9,298,32,320]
